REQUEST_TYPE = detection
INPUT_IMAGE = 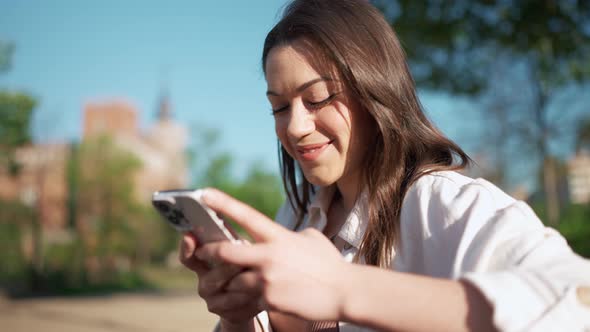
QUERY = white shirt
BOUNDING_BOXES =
[255,171,590,332]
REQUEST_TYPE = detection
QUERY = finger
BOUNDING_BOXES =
[196,241,269,268]
[179,233,208,275]
[298,227,324,238]
[218,305,263,326]
[258,296,270,311]
[225,270,264,294]
[198,263,244,297]
[206,292,259,314]
[201,188,286,242]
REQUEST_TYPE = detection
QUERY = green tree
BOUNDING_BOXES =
[0,41,14,72]
[376,0,590,225]
[0,41,35,175]
[0,40,14,73]
[66,143,80,230]
[0,199,32,291]
[189,128,285,220]
[202,153,236,190]
[576,118,590,153]
[0,91,36,175]
[0,41,42,292]
[230,162,285,219]
[75,135,144,282]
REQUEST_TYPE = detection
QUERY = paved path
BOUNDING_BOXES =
[0,293,219,332]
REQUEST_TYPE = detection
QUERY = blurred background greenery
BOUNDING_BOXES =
[1,0,589,300]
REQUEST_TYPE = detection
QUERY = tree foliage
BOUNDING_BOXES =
[189,128,285,220]
[224,162,285,220]
[0,40,14,73]
[0,41,35,160]
[75,135,145,280]
[0,199,32,287]
[375,0,590,224]
[576,117,590,152]
[376,0,590,94]
[0,91,37,175]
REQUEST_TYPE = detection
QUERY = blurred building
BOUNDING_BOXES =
[0,93,189,228]
[568,150,590,204]
[82,94,189,203]
[0,143,70,228]
[84,101,138,139]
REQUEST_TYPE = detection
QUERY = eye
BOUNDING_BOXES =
[307,94,337,110]
[270,105,289,115]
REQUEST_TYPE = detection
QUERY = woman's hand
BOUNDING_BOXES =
[195,188,350,322]
[179,233,262,328]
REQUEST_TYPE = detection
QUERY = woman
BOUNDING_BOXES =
[181,0,590,331]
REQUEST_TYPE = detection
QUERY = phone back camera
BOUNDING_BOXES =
[169,209,185,225]
[169,215,180,225]
[173,209,185,220]
[154,201,170,213]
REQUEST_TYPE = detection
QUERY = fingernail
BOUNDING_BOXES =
[181,236,193,258]
[200,188,210,201]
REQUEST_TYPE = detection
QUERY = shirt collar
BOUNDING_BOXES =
[307,185,368,249]
[309,185,335,212]
[337,191,369,249]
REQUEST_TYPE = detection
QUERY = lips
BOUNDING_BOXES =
[296,140,333,161]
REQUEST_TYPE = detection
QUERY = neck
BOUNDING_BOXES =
[336,171,361,212]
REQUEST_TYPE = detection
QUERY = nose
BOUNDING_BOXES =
[286,101,315,140]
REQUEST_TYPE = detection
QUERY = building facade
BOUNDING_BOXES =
[0,94,189,228]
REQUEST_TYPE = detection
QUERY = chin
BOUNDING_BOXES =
[303,172,338,187]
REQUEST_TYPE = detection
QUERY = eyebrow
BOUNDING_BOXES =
[266,77,333,97]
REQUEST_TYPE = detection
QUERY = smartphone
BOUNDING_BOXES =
[152,189,240,244]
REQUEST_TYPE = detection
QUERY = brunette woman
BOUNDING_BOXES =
[181,1,590,331]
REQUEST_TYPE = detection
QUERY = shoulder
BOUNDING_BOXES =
[403,171,516,219]
[395,171,546,276]
[398,170,543,252]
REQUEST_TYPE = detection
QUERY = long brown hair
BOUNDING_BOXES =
[263,0,470,267]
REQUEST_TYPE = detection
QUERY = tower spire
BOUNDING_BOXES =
[157,87,171,121]
[157,67,172,121]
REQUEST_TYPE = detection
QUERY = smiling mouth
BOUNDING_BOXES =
[296,140,333,161]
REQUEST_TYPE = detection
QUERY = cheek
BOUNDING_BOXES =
[324,104,353,148]
[274,117,287,141]
[275,118,294,155]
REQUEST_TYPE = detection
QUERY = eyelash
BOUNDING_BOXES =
[270,94,337,115]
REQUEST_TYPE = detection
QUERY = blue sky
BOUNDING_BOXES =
[0,0,476,179]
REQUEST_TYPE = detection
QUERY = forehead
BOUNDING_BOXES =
[265,39,340,88]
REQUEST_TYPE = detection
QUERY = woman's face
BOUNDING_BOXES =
[265,40,372,189]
